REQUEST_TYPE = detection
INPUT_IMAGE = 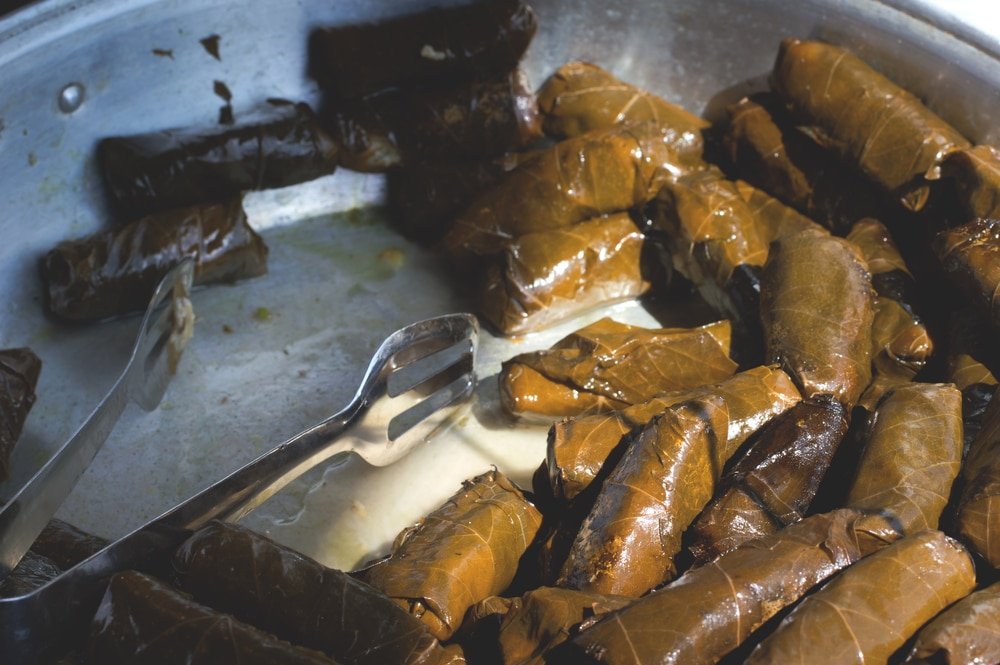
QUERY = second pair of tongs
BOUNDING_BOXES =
[0,310,478,665]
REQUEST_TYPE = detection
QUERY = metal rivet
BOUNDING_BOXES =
[58,83,85,114]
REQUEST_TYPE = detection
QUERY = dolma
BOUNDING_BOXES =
[42,198,268,321]
[174,521,448,665]
[88,570,337,664]
[536,61,708,141]
[558,385,800,596]
[0,347,41,481]
[328,69,542,172]
[688,396,849,562]
[364,470,542,640]
[724,94,881,232]
[771,38,970,211]
[308,0,537,98]
[32,518,109,570]
[847,218,933,410]
[499,318,736,420]
[905,581,1000,665]
[0,551,61,598]
[734,179,825,242]
[942,144,1000,220]
[846,383,963,535]
[480,213,650,336]
[99,101,337,219]
[547,365,801,502]
[935,218,1000,330]
[442,122,705,262]
[745,530,976,665]
[563,510,900,665]
[948,308,999,454]
[957,391,1000,567]
[761,228,875,407]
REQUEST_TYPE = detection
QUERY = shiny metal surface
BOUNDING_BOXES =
[0,312,477,664]
[0,259,193,581]
[0,0,997,608]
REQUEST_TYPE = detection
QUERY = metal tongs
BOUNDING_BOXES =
[0,310,478,664]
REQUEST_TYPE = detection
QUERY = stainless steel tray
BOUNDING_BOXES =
[0,0,998,571]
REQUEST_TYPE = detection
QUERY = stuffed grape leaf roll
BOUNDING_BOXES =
[745,531,976,665]
[771,38,969,211]
[942,144,1000,220]
[688,396,849,562]
[846,383,963,535]
[364,470,542,640]
[905,581,1000,665]
[734,179,826,242]
[948,308,999,454]
[499,318,736,420]
[563,509,902,665]
[957,391,1000,567]
[536,61,708,141]
[761,229,876,407]
[480,213,650,336]
[308,0,537,98]
[0,347,40,482]
[42,199,267,321]
[31,519,108,570]
[99,101,337,219]
[174,521,449,665]
[935,218,1000,331]
[88,570,338,664]
[0,551,61,598]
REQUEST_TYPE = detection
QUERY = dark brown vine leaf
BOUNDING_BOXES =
[42,198,268,321]
[480,213,650,336]
[948,307,999,391]
[536,60,708,140]
[175,521,448,665]
[771,38,970,211]
[547,365,800,502]
[846,383,963,535]
[745,531,976,664]
[31,518,108,571]
[441,122,705,262]
[761,229,875,407]
[935,218,1000,331]
[88,570,338,664]
[563,509,902,665]
[688,396,849,562]
[0,551,61,598]
[364,470,542,641]
[958,390,1000,567]
[905,581,1000,664]
[0,347,40,482]
[942,144,1000,221]
[499,318,736,420]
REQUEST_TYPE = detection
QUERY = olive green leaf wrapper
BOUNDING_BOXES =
[328,69,542,172]
[942,144,1000,220]
[174,522,448,665]
[688,396,849,562]
[32,519,109,571]
[771,38,970,211]
[746,530,976,665]
[480,213,650,336]
[308,0,537,98]
[442,122,705,262]
[41,199,268,321]
[547,365,801,502]
[558,379,801,597]
[0,347,41,482]
[365,470,543,641]
[846,383,963,535]
[564,509,902,665]
[499,318,736,420]
[935,218,1000,331]
[761,229,876,408]
[88,571,339,664]
[958,391,1000,567]
[99,102,338,219]
[724,94,882,233]
[905,581,1000,665]
[536,61,709,140]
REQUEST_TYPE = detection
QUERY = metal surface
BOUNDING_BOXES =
[0,0,997,607]
[0,259,193,581]
[0,313,477,664]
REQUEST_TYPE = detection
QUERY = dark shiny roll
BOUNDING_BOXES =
[31,519,109,571]
[0,347,41,481]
